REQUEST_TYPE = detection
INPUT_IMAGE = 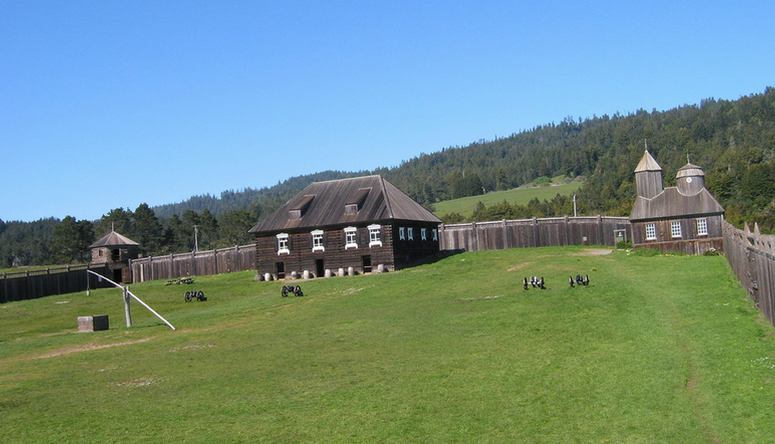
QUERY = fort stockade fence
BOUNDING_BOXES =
[723,221,775,327]
[438,216,631,251]
[0,264,113,303]
[129,244,256,283]
[7,217,775,330]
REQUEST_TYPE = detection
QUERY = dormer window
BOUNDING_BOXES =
[345,188,371,215]
[421,228,427,241]
[311,230,325,252]
[344,227,358,249]
[289,195,315,220]
[368,224,382,247]
[276,233,289,255]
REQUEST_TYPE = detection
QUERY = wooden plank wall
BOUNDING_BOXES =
[722,221,775,327]
[438,216,631,251]
[130,244,256,283]
[0,264,112,303]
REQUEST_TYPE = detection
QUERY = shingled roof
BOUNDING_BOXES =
[89,230,139,248]
[634,150,662,172]
[630,187,724,222]
[249,175,441,234]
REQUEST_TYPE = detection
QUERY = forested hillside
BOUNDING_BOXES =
[2,87,775,267]
[151,87,775,227]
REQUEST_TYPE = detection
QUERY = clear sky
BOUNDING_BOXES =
[2,1,774,222]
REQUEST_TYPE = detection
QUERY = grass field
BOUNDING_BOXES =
[433,180,582,218]
[2,247,775,442]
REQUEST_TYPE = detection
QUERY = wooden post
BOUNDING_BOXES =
[532,217,538,247]
[501,220,508,249]
[123,286,132,328]
[472,222,479,252]
[564,216,569,246]
[597,215,603,245]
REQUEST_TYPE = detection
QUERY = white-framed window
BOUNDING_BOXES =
[408,227,414,241]
[421,228,427,241]
[368,224,382,247]
[671,221,682,238]
[399,227,405,240]
[697,218,708,236]
[344,226,358,249]
[645,223,656,241]
[311,229,325,252]
[432,228,438,241]
[276,233,290,255]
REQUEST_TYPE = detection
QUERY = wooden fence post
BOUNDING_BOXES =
[502,220,508,249]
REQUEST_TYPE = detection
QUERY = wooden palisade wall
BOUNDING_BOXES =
[723,221,775,327]
[0,264,113,303]
[438,216,631,252]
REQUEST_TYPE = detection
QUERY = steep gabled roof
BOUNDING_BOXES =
[89,230,139,248]
[634,150,662,173]
[630,187,724,221]
[249,175,440,234]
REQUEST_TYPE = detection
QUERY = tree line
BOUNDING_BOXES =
[4,87,775,267]
[0,205,259,267]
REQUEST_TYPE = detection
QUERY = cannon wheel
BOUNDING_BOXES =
[294,286,303,297]
[281,286,289,297]
[184,291,193,302]
[197,291,205,301]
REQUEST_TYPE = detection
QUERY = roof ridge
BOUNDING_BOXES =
[311,174,382,185]
[379,176,395,219]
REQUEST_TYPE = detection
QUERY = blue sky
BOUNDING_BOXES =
[1,1,774,221]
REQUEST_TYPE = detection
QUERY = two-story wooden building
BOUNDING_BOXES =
[249,175,441,279]
[629,150,724,254]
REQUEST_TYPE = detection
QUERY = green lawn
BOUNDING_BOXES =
[1,247,774,442]
[433,180,582,218]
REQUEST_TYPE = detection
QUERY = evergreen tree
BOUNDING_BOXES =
[132,203,163,254]
[218,209,255,247]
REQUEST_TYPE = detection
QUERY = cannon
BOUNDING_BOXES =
[184,290,207,302]
[281,285,304,297]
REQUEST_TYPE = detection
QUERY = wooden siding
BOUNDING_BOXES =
[0,264,113,303]
[257,224,398,277]
[632,215,723,254]
[439,216,631,251]
[723,221,775,328]
[130,244,255,283]
[391,223,442,268]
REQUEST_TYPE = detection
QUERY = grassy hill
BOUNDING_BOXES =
[433,177,582,218]
[2,247,775,442]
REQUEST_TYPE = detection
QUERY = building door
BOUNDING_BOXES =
[275,262,285,279]
[112,268,123,283]
[362,255,372,273]
[315,259,325,278]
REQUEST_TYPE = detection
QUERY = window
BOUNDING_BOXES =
[645,223,656,241]
[408,227,414,241]
[399,227,405,240]
[421,228,427,241]
[276,233,290,255]
[697,218,708,236]
[311,230,325,252]
[671,221,682,238]
[368,224,382,247]
[344,227,358,249]
[432,228,438,241]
